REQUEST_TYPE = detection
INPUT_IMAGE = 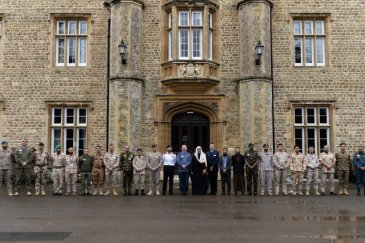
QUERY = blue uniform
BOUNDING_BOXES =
[353,152,365,191]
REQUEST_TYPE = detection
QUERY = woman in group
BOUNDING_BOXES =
[191,146,208,195]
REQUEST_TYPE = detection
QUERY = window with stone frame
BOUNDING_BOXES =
[51,107,87,156]
[55,19,88,67]
[293,18,326,67]
[165,8,215,61]
[293,106,331,155]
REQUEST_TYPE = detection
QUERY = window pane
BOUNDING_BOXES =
[192,29,201,58]
[192,12,202,26]
[294,37,302,64]
[294,20,302,35]
[66,108,74,124]
[65,128,74,154]
[79,21,87,35]
[168,13,172,28]
[57,21,65,35]
[316,37,325,65]
[78,38,87,65]
[304,21,313,35]
[305,37,313,64]
[316,20,324,35]
[319,108,329,124]
[68,21,76,35]
[168,31,172,60]
[179,29,189,58]
[319,128,329,152]
[307,128,317,153]
[179,12,189,26]
[67,37,76,65]
[307,108,316,124]
[56,38,65,65]
[295,128,304,152]
[78,128,87,156]
[53,108,62,124]
[209,30,213,60]
[209,13,213,28]
[78,108,87,124]
[52,128,61,153]
[294,108,303,124]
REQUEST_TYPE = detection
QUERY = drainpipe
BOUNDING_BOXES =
[270,4,275,153]
[106,18,110,151]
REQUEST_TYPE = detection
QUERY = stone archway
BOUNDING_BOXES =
[156,98,224,153]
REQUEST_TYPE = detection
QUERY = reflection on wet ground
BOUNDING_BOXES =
[0,187,365,242]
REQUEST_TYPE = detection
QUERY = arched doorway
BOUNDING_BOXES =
[171,112,210,153]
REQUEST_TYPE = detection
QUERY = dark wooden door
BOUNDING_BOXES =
[171,112,210,153]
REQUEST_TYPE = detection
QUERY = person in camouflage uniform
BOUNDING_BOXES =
[92,145,105,196]
[335,143,352,195]
[120,145,134,196]
[65,147,78,196]
[33,142,51,196]
[244,143,259,196]
[146,144,162,196]
[0,139,13,196]
[14,138,35,196]
[133,148,147,196]
[79,148,93,196]
[103,144,120,196]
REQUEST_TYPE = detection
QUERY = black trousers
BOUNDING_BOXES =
[233,172,245,194]
[209,170,218,194]
[246,167,258,194]
[221,172,231,194]
[123,170,133,191]
[163,165,175,194]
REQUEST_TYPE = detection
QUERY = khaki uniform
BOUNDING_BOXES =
[335,151,351,191]
[51,153,66,194]
[65,154,78,194]
[120,152,135,193]
[133,155,147,191]
[92,154,105,190]
[33,150,51,194]
[14,146,35,193]
[289,152,306,194]
[147,151,162,194]
[319,152,336,193]
[305,154,320,191]
[259,152,274,195]
[103,152,119,189]
[273,152,289,195]
[0,148,13,194]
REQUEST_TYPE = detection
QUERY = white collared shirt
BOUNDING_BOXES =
[162,153,176,166]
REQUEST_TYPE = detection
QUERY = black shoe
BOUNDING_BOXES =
[357,190,361,196]
[222,192,225,196]
[253,192,257,196]
[162,192,166,196]
[52,192,58,196]
[123,190,128,196]
[169,192,174,196]
[364,189,365,196]
[134,190,139,196]
[321,192,326,196]
[141,189,145,196]
[330,192,337,195]
[227,192,231,196]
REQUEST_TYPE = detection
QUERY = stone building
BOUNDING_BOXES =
[0,0,364,155]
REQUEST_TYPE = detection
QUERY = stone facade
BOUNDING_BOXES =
[0,0,364,155]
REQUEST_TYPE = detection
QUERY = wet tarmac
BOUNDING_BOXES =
[0,184,364,243]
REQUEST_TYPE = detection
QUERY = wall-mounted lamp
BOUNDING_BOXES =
[118,40,127,65]
[255,40,264,66]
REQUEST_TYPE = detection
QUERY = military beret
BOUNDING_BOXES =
[166,144,172,148]
[55,145,61,150]
[1,139,8,145]
[263,144,268,147]
[39,142,45,146]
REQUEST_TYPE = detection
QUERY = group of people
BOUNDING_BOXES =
[0,138,365,197]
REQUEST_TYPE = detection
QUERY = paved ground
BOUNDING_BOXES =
[0,184,364,243]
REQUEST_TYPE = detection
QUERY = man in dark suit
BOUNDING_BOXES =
[219,147,232,195]
[206,143,219,195]
[231,146,245,195]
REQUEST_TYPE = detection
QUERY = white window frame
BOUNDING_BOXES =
[294,37,303,66]
[319,127,330,150]
[319,107,329,126]
[68,20,77,35]
[304,20,313,35]
[306,107,317,125]
[67,37,76,66]
[179,29,189,60]
[192,11,202,26]
[78,37,87,66]
[52,108,63,126]
[64,108,75,126]
[294,128,305,152]
[316,37,325,66]
[306,127,318,153]
[57,21,66,35]
[179,11,189,26]
[294,108,304,125]
[293,20,302,35]
[305,37,314,66]
[55,38,65,66]
[76,128,87,155]
[51,128,62,153]
[77,108,87,126]
[191,28,202,60]
[79,20,87,35]
[315,20,324,35]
